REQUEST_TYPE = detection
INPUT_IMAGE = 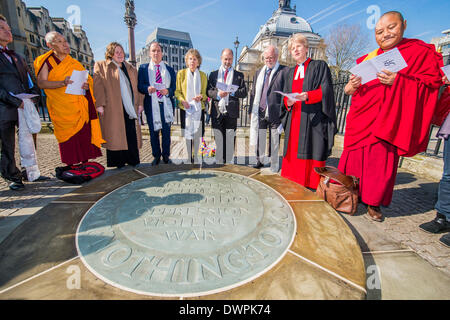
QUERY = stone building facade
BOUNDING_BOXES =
[237,0,326,78]
[431,29,450,65]
[0,0,94,73]
[136,27,193,72]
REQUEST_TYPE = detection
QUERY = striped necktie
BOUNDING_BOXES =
[155,64,163,99]
[259,68,272,112]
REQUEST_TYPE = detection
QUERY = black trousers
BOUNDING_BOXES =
[211,114,237,164]
[146,102,171,160]
[0,120,22,183]
[106,107,140,168]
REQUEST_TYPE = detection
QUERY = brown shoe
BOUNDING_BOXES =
[366,205,384,222]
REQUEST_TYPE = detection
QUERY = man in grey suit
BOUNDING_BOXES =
[249,45,286,173]
[0,15,39,190]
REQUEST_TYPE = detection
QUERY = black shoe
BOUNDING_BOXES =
[9,181,25,191]
[439,233,450,248]
[35,175,51,181]
[151,158,161,166]
[419,213,450,234]
[253,161,264,169]
[162,156,171,164]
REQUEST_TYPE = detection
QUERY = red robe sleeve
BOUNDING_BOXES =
[283,96,291,111]
[305,87,322,105]
[372,39,444,157]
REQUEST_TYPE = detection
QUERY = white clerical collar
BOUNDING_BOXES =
[294,64,305,81]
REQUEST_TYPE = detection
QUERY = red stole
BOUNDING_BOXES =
[344,38,444,157]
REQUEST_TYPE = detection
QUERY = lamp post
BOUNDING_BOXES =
[233,36,240,68]
[124,0,137,66]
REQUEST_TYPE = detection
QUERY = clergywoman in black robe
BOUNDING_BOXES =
[277,33,337,189]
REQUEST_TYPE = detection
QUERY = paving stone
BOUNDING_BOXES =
[0,132,449,298]
[364,251,450,300]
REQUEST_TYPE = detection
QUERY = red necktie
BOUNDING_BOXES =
[224,69,229,82]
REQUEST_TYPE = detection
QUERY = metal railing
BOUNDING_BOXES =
[38,75,444,158]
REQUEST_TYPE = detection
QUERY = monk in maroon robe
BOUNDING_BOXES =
[339,11,444,222]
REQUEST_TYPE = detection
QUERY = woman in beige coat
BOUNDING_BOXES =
[93,42,144,168]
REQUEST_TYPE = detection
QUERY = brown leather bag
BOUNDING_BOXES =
[314,166,359,215]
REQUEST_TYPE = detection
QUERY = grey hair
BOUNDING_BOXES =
[263,45,279,56]
[45,31,62,45]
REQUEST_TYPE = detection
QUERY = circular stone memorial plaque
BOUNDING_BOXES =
[76,170,296,297]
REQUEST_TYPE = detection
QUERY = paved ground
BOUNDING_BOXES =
[1,128,449,299]
[326,151,450,278]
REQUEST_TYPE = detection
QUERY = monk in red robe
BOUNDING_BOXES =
[278,33,337,189]
[339,11,444,222]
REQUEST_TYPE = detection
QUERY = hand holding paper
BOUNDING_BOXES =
[11,93,39,100]
[216,82,239,93]
[154,83,166,91]
[185,100,199,115]
[350,48,408,85]
[65,70,89,95]
[274,91,301,102]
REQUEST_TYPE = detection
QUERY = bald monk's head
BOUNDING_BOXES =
[375,11,407,50]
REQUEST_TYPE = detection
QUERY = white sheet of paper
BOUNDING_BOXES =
[442,65,450,80]
[371,47,408,73]
[65,70,88,95]
[349,61,378,85]
[185,101,199,115]
[216,82,239,93]
[350,48,408,85]
[154,83,166,91]
[277,124,284,134]
[216,81,229,92]
[274,91,301,102]
[10,93,39,100]
[228,84,239,93]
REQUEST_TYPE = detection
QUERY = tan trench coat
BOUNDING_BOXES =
[93,60,144,151]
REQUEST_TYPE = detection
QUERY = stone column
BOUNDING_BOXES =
[124,0,137,67]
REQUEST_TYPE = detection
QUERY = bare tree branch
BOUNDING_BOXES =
[325,24,370,77]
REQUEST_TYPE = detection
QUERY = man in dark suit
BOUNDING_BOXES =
[207,48,247,164]
[249,45,286,173]
[0,15,40,190]
[138,41,176,165]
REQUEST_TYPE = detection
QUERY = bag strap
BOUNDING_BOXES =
[314,166,358,188]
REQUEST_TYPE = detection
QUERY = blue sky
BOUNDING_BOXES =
[23,0,450,73]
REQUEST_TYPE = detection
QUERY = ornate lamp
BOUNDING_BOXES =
[234,36,240,68]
